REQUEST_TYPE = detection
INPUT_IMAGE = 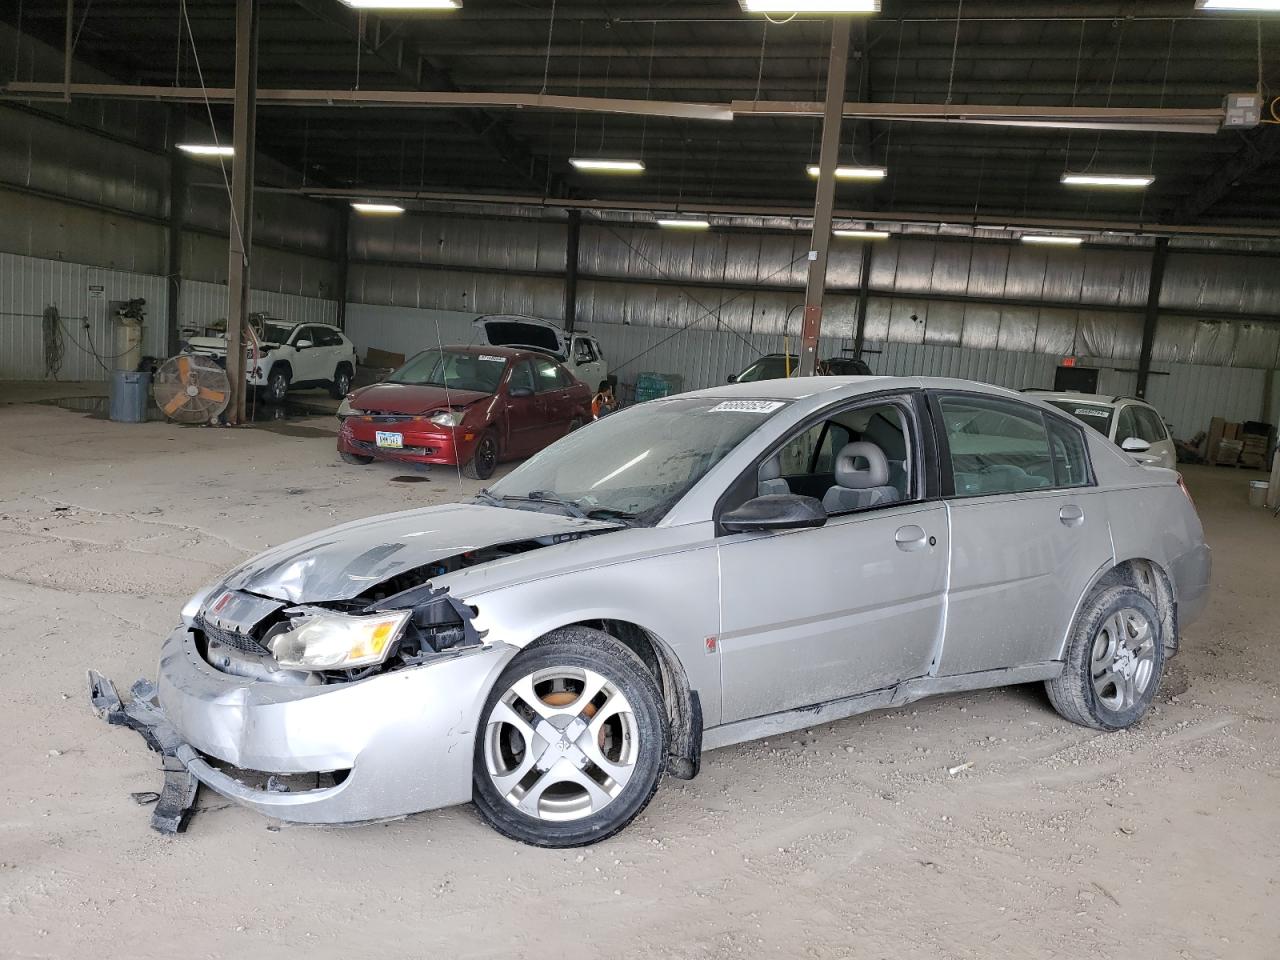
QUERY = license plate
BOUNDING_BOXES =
[376,431,404,449]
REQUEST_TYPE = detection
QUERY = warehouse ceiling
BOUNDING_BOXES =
[5,0,1280,226]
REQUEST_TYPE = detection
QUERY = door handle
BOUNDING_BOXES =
[894,524,929,552]
[1059,504,1085,527]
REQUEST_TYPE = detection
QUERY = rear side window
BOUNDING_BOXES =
[532,357,562,392]
[937,394,1056,496]
[573,338,597,363]
[1046,416,1093,488]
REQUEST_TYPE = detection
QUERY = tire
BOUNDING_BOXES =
[340,451,373,465]
[1046,585,1165,731]
[472,627,668,847]
[330,364,353,399]
[462,430,498,480]
[266,366,290,404]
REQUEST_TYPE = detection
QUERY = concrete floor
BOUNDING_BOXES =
[2,401,1277,959]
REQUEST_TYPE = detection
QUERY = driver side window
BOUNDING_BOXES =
[509,361,535,394]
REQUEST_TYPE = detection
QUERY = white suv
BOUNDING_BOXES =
[472,315,607,390]
[188,320,358,403]
[1027,391,1177,469]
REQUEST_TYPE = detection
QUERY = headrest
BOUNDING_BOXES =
[834,441,889,490]
[759,456,783,482]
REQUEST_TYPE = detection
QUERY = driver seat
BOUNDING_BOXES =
[757,456,791,497]
[822,442,900,514]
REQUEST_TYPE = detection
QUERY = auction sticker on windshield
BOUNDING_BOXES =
[710,400,785,413]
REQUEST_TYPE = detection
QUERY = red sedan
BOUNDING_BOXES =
[337,345,592,479]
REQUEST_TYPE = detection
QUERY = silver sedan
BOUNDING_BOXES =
[91,376,1211,846]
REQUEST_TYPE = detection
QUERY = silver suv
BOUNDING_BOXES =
[1025,392,1176,469]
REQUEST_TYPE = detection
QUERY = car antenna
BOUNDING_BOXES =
[433,315,465,490]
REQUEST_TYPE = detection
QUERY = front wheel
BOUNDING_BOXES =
[472,628,668,847]
[330,365,353,399]
[266,367,290,404]
[462,431,498,480]
[1046,585,1164,731]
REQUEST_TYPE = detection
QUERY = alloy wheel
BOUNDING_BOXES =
[1090,607,1157,711]
[482,666,638,822]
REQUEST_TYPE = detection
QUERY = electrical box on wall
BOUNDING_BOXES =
[1222,93,1262,129]
[1054,365,1099,394]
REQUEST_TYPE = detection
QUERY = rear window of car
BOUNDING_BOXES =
[1047,400,1114,437]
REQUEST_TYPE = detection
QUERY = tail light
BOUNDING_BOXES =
[1176,473,1196,509]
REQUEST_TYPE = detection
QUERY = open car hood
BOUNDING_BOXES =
[219,502,620,603]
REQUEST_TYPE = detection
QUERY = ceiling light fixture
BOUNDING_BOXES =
[807,164,887,180]
[1022,234,1085,246]
[657,218,711,230]
[833,229,890,239]
[177,143,233,157]
[740,0,880,12]
[351,202,406,215]
[569,158,646,174]
[339,0,461,9]
[1061,173,1155,188]
[1195,0,1280,11]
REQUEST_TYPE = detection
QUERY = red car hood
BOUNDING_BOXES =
[350,382,492,415]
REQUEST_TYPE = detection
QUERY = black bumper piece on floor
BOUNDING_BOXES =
[87,670,200,835]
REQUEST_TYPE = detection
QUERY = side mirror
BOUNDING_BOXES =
[722,494,827,534]
[295,339,313,350]
[1120,437,1150,453]
[508,386,534,398]
[726,374,738,383]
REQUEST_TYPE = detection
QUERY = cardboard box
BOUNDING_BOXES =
[1224,422,1241,441]
[1206,417,1226,462]
[1215,438,1243,466]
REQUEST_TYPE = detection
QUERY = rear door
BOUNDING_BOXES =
[312,326,347,381]
[530,356,573,445]
[931,392,1113,675]
[290,325,325,381]
[569,335,605,387]
[502,360,544,456]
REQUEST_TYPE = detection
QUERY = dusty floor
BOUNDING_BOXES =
[1,402,1277,960]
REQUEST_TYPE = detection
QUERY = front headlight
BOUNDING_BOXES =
[268,609,412,671]
[429,410,464,428]
[181,583,219,627]
[337,397,359,418]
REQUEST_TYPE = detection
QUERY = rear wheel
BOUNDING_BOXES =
[1046,586,1164,731]
[462,431,498,480]
[330,364,353,399]
[340,451,373,465]
[472,628,667,847]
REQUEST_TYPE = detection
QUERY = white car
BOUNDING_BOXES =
[1026,391,1177,469]
[188,320,358,403]
[473,315,607,390]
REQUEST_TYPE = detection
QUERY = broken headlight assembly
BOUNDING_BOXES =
[267,609,412,671]
[428,409,464,428]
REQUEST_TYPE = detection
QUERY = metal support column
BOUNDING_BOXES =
[564,209,581,332]
[1136,237,1170,400]
[166,108,186,357]
[334,203,350,331]
[798,17,851,377]
[225,0,259,424]
[852,241,873,360]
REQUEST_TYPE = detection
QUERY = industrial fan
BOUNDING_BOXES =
[152,353,231,424]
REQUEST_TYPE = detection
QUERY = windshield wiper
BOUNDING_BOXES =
[584,508,640,526]
[473,488,503,507]
[523,490,588,519]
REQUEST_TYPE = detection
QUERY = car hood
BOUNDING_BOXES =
[219,502,620,603]
[349,381,492,416]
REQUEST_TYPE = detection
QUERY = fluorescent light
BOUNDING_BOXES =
[569,158,646,174]
[1061,173,1154,188]
[177,143,233,157]
[1195,0,1280,10]
[807,164,887,180]
[339,0,460,8]
[741,0,880,11]
[1022,234,1085,246]
[657,219,711,230]
[351,202,406,215]
[833,229,890,239]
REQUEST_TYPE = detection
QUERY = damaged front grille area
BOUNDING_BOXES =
[195,615,269,656]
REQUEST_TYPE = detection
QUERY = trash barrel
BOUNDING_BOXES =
[109,370,152,423]
[1248,480,1268,508]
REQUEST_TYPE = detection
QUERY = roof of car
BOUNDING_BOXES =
[437,343,554,362]
[1023,391,1145,406]
[681,375,1028,403]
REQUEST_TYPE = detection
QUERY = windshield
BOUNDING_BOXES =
[737,356,795,383]
[486,396,789,523]
[260,321,295,344]
[388,349,509,393]
[1047,400,1114,436]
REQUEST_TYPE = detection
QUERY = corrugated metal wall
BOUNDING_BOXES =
[180,279,339,333]
[0,251,167,381]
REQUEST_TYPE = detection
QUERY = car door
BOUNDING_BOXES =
[289,325,323,382]
[313,326,346,381]
[932,392,1112,676]
[717,393,950,723]
[529,356,570,447]
[1133,404,1176,469]
[502,360,544,456]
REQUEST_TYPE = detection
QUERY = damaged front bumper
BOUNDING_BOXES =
[90,625,516,832]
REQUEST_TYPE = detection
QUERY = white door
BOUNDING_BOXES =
[291,326,326,382]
